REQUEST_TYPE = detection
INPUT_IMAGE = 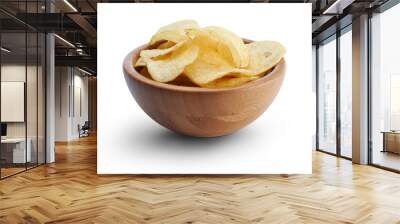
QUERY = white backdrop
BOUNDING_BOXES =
[98,3,313,174]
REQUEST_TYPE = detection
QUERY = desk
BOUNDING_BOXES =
[382,131,400,154]
[1,138,31,163]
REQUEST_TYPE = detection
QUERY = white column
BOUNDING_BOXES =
[46,32,55,163]
[45,0,55,163]
[55,67,74,141]
[352,14,369,164]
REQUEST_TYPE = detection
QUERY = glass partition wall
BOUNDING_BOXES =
[0,31,27,177]
[370,3,400,172]
[0,4,46,179]
[316,27,352,159]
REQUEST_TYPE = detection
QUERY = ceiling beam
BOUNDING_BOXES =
[55,55,96,69]
[67,13,97,39]
[322,0,355,14]
[10,13,83,32]
[312,15,335,33]
[312,14,352,44]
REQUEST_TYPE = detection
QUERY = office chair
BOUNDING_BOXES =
[79,121,90,138]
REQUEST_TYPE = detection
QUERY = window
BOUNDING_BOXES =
[318,36,337,154]
[340,28,352,158]
[371,3,400,171]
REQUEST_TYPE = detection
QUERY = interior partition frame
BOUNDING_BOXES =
[315,23,352,161]
[0,1,48,180]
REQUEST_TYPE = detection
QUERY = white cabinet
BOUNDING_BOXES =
[1,138,32,163]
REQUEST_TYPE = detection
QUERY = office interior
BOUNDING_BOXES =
[0,0,400,223]
[0,0,97,179]
[314,0,400,172]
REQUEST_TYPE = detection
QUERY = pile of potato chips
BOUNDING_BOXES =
[135,20,285,88]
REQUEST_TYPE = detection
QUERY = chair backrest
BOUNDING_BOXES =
[82,121,90,129]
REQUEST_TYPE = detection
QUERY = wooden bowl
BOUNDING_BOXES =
[123,43,286,137]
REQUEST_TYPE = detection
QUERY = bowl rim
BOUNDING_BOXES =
[123,43,285,93]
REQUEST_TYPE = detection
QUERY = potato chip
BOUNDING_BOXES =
[168,74,198,87]
[183,30,252,85]
[157,41,176,49]
[135,56,146,67]
[136,42,184,68]
[203,26,249,68]
[245,41,285,75]
[140,41,184,59]
[135,20,285,88]
[203,75,259,88]
[149,20,199,45]
[139,67,151,79]
[184,49,251,85]
[145,41,199,83]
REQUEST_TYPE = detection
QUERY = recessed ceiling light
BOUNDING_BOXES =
[1,47,11,53]
[78,67,93,76]
[63,0,78,12]
[54,34,75,48]
[323,0,354,15]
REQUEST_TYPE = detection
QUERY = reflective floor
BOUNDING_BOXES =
[373,150,400,171]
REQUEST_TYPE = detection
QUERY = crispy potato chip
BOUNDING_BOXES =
[157,41,176,49]
[203,75,259,88]
[139,67,151,79]
[149,20,199,45]
[168,74,198,87]
[145,41,199,83]
[183,31,252,85]
[245,41,285,75]
[184,50,251,85]
[135,57,146,67]
[140,41,185,59]
[135,20,285,88]
[147,41,176,50]
[204,26,249,68]
[136,42,183,68]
